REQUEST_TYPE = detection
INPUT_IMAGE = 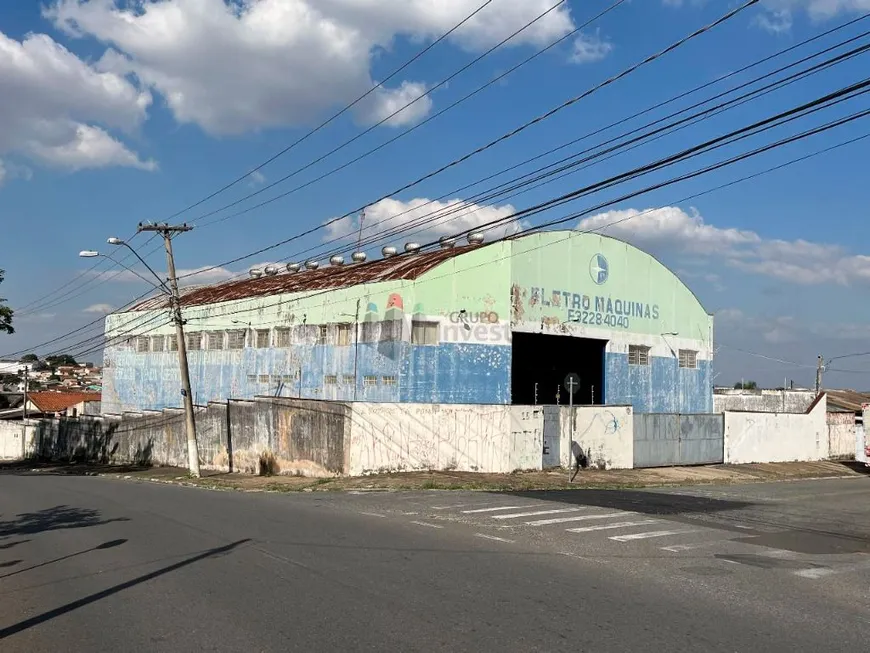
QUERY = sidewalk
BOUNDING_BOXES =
[3,459,866,493]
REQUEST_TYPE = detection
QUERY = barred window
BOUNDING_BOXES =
[274,327,292,348]
[380,319,403,342]
[255,329,270,348]
[317,325,329,345]
[206,332,224,350]
[360,321,379,343]
[227,330,246,350]
[150,335,165,352]
[382,376,397,387]
[679,349,698,369]
[282,374,297,384]
[324,374,338,385]
[363,375,378,387]
[258,374,269,384]
[628,345,650,366]
[336,323,353,346]
[411,320,439,345]
[186,332,202,351]
[135,336,150,353]
[342,374,355,385]
[168,337,178,352]
[247,374,258,384]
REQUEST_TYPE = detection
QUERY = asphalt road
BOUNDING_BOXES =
[1,472,868,652]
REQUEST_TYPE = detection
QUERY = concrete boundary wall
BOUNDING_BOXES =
[724,394,828,464]
[541,405,633,470]
[0,420,37,460]
[29,398,542,476]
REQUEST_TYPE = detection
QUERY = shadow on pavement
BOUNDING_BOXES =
[500,488,753,515]
[0,539,127,580]
[0,539,251,641]
[0,506,130,539]
[0,460,152,476]
[836,460,870,476]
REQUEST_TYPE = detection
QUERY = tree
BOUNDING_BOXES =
[734,380,758,390]
[45,354,78,368]
[20,353,38,362]
[0,269,12,335]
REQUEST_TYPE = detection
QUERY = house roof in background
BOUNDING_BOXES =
[824,389,870,413]
[28,392,101,413]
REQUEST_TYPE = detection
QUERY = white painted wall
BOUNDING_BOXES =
[347,403,543,475]
[556,406,633,470]
[826,413,856,460]
[724,396,828,464]
[0,421,36,460]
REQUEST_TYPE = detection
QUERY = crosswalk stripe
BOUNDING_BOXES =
[525,511,633,526]
[567,519,659,533]
[492,508,586,520]
[661,541,721,553]
[609,529,698,542]
[461,506,527,514]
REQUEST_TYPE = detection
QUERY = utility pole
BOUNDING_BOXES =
[20,366,28,458]
[137,222,201,477]
[815,355,824,394]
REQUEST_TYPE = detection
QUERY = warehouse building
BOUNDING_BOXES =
[101,230,714,414]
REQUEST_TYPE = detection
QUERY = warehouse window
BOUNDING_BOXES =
[255,329,270,348]
[628,345,650,366]
[135,336,150,353]
[282,374,296,384]
[382,376,397,387]
[294,324,317,344]
[168,337,178,352]
[342,374,355,386]
[380,319,403,342]
[317,325,329,345]
[150,335,165,352]
[274,327,292,348]
[324,374,338,385]
[186,332,202,351]
[679,349,698,369]
[206,332,224,350]
[227,330,246,350]
[360,321,379,343]
[246,374,258,384]
[363,375,378,387]
[411,320,439,345]
[258,374,269,384]
[336,323,353,346]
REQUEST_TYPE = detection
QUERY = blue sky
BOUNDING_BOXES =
[2,0,870,388]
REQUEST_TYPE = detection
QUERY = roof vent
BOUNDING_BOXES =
[439,236,456,249]
[264,265,279,276]
[304,260,320,270]
[468,232,485,245]
[382,246,398,258]
[351,251,367,263]
[329,255,345,266]
[404,242,422,254]
[286,262,301,273]
[249,268,263,278]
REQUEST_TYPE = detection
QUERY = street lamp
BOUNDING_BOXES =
[79,226,201,478]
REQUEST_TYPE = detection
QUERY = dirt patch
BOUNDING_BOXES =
[7,460,861,493]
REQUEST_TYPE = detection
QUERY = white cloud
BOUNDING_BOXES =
[0,29,153,173]
[83,303,114,314]
[47,0,575,135]
[753,9,793,33]
[357,81,433,128]
[324,196,527,247]
[570,30,613,64]
[248,170,266,186]
[577,206,870,286]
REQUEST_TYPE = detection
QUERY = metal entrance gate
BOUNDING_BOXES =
[633,413,724,468]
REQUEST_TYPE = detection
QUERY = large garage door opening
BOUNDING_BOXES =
[511,333,606,405]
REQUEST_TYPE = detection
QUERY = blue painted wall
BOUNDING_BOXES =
[104,342,511,413]
[604,353,712,413]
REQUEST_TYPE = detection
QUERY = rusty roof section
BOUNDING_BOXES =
[130,245,474,311]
